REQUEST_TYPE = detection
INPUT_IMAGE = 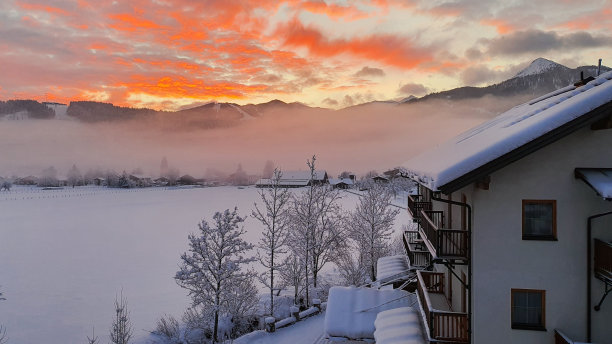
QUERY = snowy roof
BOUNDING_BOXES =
[256,178,309,187]
[329,178,354,185]
[281,170,327,181]
[402,71,612,192]
[575,168,612,200]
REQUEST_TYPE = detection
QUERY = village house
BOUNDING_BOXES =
[255,170,328,188]
[402,71,612,343]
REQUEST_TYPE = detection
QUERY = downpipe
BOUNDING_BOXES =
[432,192,472,344]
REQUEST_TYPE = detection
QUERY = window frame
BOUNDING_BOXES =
[522,199,557,241]
[511,288,546,331]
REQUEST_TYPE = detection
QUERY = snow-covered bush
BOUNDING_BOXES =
[154,314,180,343]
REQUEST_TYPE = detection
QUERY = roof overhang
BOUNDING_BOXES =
[575,168,612,201]
[436,100,612,194]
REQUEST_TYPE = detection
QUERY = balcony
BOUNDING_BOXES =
[408,194,432,222]
[419,210,469,262]
[403,230,431,269]
[594,239,612,283]
[416,270,468,343]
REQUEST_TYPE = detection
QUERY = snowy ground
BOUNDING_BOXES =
[234,312,326,344]
[0,185,411,344]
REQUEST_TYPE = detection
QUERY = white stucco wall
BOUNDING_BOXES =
[454,126,612,344]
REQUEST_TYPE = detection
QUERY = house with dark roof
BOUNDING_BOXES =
[401,71,612,344]
[256,170,328,188]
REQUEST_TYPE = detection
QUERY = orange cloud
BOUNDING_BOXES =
[298,1,369,20]
[481,19,516,34]
[18,2,71,16]
[108,13,168,32]
[116,75,270,100]
[277,18,432,69]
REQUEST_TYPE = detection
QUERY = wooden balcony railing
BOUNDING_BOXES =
[417,271,468,343]
[408,194,432,222]
[420,210,469,261]
[595,239,612,282]
[403,230,431,268]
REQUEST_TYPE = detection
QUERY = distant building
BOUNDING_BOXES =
[329,177,354,189]
[371,175,389,183]
[256,170,328,188]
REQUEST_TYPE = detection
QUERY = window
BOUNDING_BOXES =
[511,289,546,330]
[522,200,556,240]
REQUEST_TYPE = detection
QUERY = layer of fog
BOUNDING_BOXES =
[0,95,533,179]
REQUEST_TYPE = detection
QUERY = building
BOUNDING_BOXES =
[256,170,328,188]
[401,71,612,343]
[329,177,354,189]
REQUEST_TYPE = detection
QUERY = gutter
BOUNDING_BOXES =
[431,192,472,344]
[586,210,612,342]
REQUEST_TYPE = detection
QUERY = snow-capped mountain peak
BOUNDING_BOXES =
[515,58,563,78]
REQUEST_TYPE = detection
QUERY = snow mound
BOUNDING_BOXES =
[377,255,411,283]
[374,307,424,344]
[515,58,562,77]
[324,286,412,340]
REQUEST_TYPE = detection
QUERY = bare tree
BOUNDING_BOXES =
[86,327,99,344]
[279,254,305,305]
[252,168,291,317]
[175,207,255,343]
[110,292,133,344]
[1,287,7,344]
[348,182,399,281]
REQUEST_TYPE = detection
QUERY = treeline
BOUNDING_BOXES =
[66,101,159,122]
[0,100,55,119]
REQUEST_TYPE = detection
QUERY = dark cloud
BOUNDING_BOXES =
[398,83,429,96]
[252,74,282,83]
[354,66,385,78]
[464,47,482,60]
[484,30,612,56]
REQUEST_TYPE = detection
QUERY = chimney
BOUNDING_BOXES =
[597,59,602,76]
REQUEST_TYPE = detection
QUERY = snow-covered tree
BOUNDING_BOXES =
[310,187,344,288]
[67,164,82,188]
[288,156,320,307]
[229,164,248,186]
[110,293,132,344]
[278,255,304,305]
[348,182,399,281]
[0,180,11,191]
[262,160,275,179]
[38,166,58,187]
[335,244,368,287]
[288,155,343,305]
[252,168,291,317]
[175,207,255,343]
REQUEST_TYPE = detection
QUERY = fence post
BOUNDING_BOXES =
[264,317,275,333]
[290,306,300,321]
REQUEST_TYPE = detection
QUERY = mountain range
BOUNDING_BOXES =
[1,58,609,124]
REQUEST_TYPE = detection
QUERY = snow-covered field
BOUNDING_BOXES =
[0,185,410,344]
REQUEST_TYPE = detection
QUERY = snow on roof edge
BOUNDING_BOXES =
[402,71,612,192]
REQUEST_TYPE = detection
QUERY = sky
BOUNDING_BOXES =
[1,0,611,110]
